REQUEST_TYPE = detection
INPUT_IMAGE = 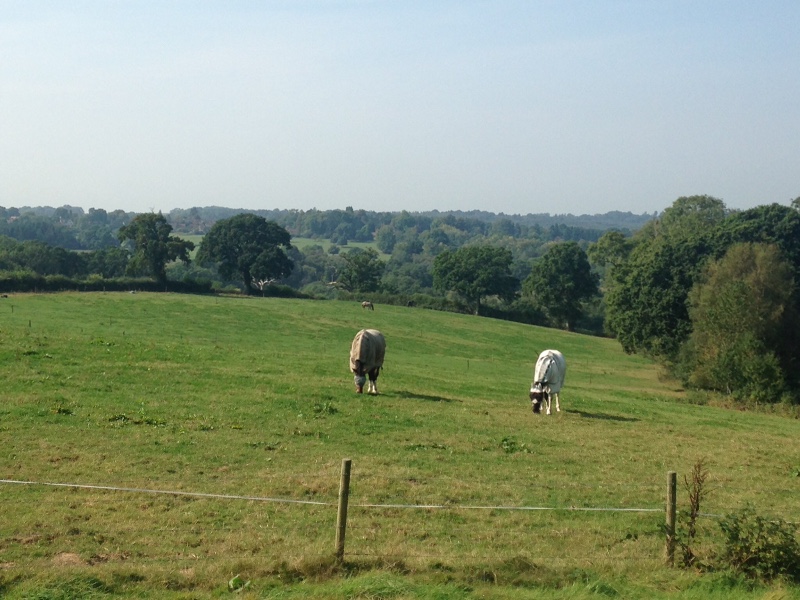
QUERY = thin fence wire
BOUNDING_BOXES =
[1,478,665,514]
[2,476,797,568]
[3,478,797,520]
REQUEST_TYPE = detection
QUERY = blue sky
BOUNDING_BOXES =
[1,1,798,216]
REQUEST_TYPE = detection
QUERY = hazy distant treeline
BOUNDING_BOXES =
[0,203,652,252]
[166,205,654,239]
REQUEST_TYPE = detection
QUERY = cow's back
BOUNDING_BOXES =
[350,329,386,372]
[534,349,566,392]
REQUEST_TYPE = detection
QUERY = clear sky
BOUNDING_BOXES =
[2,1,799,216]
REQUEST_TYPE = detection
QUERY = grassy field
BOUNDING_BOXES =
[0,292,798,599]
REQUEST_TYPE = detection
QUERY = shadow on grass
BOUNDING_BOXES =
[568,409,639,422]
[392,390,460,403]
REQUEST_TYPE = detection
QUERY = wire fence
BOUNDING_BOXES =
[1,467,797,571]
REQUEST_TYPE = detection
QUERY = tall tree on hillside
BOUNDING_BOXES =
[118,213,194,285]
[602,197,726,358]
[587,231,633,270]
[433,245,517,315]
[714,203,800,283]
[523,242,598,331]
[682,243,798,402]
[338,248,385,294]
[658,195,728,240]
[196,214,293,294]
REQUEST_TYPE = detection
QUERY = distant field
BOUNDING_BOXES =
[174,234,390,261]
[176,234,204,246]
[0,292,798,599]
[177,233,382,252]
[291,236,389,259]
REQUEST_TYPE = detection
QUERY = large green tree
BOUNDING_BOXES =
[587,231,633,271]
[600,196,726,357]
[714,203,800,284]
[117,213,193,285]
[196,214,293,294]
[338,248,385,294]
[658,194,728,240]
[433,245,517,315]
[86,247,130,278]
[523,242,598,331]
[682,243,797,402]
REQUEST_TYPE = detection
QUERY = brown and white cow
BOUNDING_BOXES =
[349,329,386,394]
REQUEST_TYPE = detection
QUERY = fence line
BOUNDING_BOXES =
[0,478,663,514]
[0,478,333,506]
[3,478,791,522]
[3,468,796,567]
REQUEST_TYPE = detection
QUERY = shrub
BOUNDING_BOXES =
[676,458,710,568]
[717,507,800,582]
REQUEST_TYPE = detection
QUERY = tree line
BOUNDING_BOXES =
[2,197,799,404]
[592,196,800,405]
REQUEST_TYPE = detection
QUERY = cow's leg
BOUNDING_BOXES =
[368,367,380,395]
[354,374,365,393]
[554,392,560,413]
[545,392,551,415]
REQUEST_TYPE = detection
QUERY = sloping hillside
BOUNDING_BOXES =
[1,292,798,598]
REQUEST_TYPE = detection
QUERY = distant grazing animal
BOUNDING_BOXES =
[406,300,415,307]
[349,329,386,394]
[361,301,374,310]
[530,349,566,415]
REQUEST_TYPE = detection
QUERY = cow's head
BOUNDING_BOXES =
[530,385,546,414]
[352,359,367,393]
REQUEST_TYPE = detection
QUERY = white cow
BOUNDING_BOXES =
[530,349,566,415]
[349,329,386,394]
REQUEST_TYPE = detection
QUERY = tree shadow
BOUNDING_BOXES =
[392,390,460,403]
[567,409,639,422]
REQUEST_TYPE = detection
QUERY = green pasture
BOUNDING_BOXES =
[170,234,203,261]
[291,236,389,258]
[0,293,798,599]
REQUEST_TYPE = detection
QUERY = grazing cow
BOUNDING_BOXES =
[406,300,415,307]
[349,329,386,394]
[530,349,566,415]
[361,301,374,310]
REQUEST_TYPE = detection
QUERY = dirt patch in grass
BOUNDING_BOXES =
[52,553,85,567]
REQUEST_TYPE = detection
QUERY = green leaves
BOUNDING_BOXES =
[684,243,795,402]
[718,507,800,581]
[338,248,385,293]
[196,214,293,293]
[432,246,517,315]
[117,213,194,285]
[523,242,598,331]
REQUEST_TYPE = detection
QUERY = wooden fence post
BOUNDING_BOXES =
[665,471,677,566]
[335,458,352,562]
